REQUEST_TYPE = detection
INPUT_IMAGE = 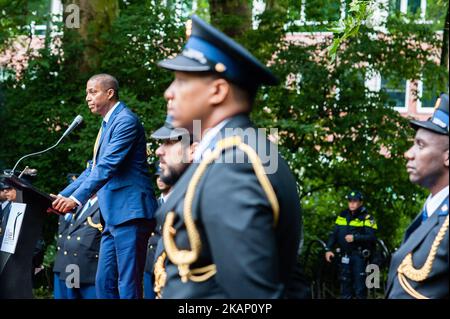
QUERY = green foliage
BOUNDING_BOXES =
[0,2,182,295]
[0,0,50,48]
[328,0,371,61]
[242,1,445,247]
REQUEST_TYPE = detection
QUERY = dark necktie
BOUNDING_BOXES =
[421,207,428,222]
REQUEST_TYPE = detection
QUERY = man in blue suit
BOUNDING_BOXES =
[52,73,157,299]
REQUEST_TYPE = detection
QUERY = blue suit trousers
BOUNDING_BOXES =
[95,219,153,299]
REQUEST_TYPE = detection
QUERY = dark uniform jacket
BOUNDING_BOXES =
[145,197,165,274]
[326,206,377,254]
[144,226,162,274]
[386,196,449,299]
[157,114,301,299]
[53,215,71,275]
[53,201,102,285]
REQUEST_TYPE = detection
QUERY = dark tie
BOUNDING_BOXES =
[158,197,164,207]
[101,120,107,136]
[421,207,428,222]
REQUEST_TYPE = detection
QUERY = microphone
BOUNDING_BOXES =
[10,115,84,176]
[62,115,83,139]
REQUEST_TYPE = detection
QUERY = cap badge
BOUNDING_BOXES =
[182,48,207,64]
[432,117,447,129]
[215,63,227,73]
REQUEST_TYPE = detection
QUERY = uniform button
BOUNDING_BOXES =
[64,251,67,255]
[57,246,60,250]
[151,232,155,236]
[67,235,71,240]
[70,224,73,227]
[58,234,62,238]
[95,254,98,258]
[77,236,81,241]
[84,222,87,225]
[58,222,61,225]
[73,253,77,257]
[150,245,153,249]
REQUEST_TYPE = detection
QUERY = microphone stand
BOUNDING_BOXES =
[10,133,67,177]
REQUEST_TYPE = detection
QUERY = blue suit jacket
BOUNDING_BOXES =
[60,102,157,226]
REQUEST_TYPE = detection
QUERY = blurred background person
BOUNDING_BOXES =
[325,190,378,299]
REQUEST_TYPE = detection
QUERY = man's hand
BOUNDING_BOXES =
[51,194,77,213]
[345,234,354,243]
[325,251,335,263]
[47,194,63,215]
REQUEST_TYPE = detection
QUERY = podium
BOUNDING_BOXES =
[0,175,53,298]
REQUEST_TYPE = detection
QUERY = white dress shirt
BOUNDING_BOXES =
[103,101,121,124]
[424,185,449,218]
[193,119,230,162]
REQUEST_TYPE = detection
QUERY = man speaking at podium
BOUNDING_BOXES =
[52,73,157,299]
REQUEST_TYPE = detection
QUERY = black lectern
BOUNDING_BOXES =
[0,175,53,298]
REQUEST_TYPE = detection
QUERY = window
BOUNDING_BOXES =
[294,0,348,26]
[407,0,422,14]
[417,77,439,112]
[304,0,342,23]
[380,77,408,110]
[390,0,426,19]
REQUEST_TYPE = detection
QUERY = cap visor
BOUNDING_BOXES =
[158,55,212,72]
[151,126,189,140]
[410,119,447,135]
[151,126,174,140]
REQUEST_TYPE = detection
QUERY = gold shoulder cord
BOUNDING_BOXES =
[162,136,280,286]
[397,215,449,299]
[154,252,167,298]
[87,216,103,233]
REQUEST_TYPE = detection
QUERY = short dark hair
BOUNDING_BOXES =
[89,73,120,100]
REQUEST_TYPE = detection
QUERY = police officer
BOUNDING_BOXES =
[53,194,102,299]
[53,174,80,299]
[53,204,72,299]
[53,172,102,299]
[0,181,8,208]
[155,15,301,298]
[0,180,13,242]
[386,94,449,299]
[143,164,171,299]
[145,117,197,298]
[325,190,377,299]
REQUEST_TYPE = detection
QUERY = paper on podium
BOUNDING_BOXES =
[1,203,27,254]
